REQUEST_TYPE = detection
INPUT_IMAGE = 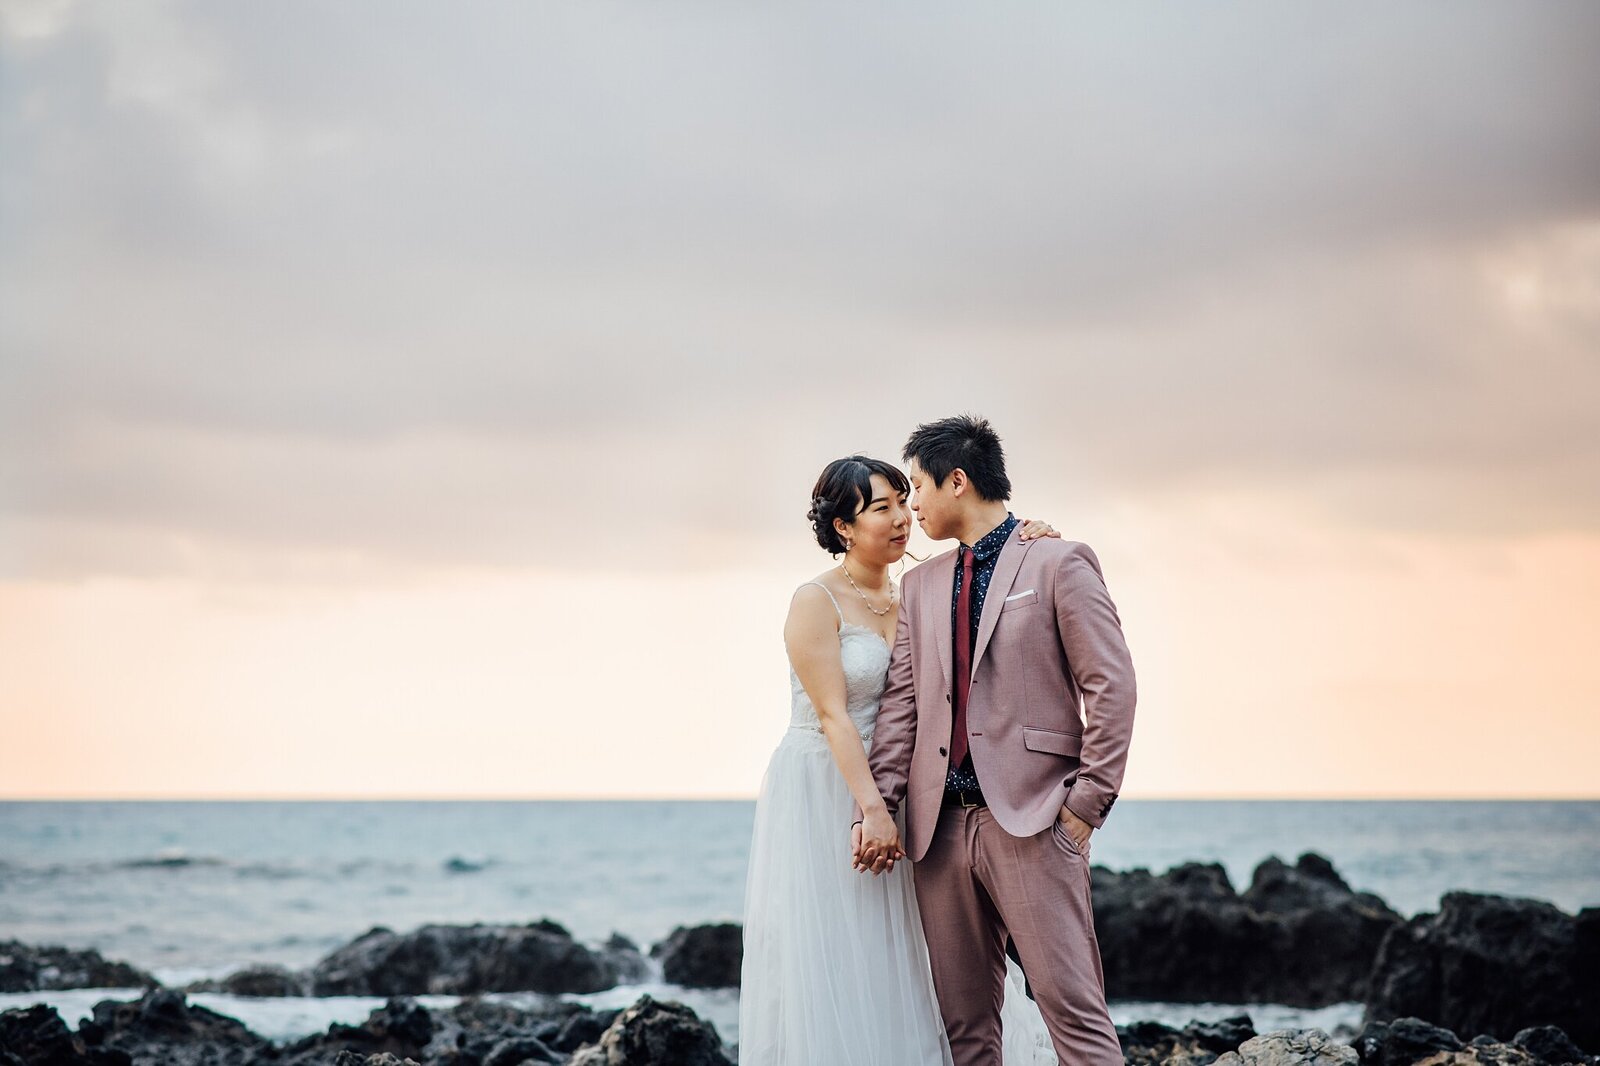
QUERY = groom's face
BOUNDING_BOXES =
[908,459,960,542]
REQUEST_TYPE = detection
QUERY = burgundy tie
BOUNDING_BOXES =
[949,546,975,770]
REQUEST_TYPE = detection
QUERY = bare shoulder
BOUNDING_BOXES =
[791,577,836,609]
[787,580,839,628]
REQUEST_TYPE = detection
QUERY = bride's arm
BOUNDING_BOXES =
[784,585,901,865]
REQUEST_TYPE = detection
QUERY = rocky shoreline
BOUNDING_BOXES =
[5,987,1594,1066]
[2,852,1594,1064]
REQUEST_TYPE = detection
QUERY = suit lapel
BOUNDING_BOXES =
[972,527,1031,674]
[925,549,957,693]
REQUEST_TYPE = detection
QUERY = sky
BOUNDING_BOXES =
[2,1,1597,799]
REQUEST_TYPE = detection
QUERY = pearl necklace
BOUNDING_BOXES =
[839,558,895,616]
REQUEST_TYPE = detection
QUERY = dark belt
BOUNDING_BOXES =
[942,786,986,809]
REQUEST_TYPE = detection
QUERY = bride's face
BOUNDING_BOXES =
[837,473,912,565]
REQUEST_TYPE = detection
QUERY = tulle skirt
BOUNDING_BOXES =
[737,727,1056,1065]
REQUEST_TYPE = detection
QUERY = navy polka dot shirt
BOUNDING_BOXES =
[945,512,1018,792]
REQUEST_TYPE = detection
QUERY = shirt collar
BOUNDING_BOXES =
[964,513,1017,562]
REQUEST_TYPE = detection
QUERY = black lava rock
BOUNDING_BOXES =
[649,924,743,989]
[1364,893,1597,1053]
[309,920,640,996]
[0,941,158,994]
[569,995,731,1066]
[1094,853,1401,1006]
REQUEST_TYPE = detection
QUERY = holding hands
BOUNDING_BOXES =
[852,806,905,875]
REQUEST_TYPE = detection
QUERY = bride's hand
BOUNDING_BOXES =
[857,808,904,876]
[1018,517,1061,541]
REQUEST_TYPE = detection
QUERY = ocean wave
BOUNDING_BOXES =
[233,862,310,881]
[5,855,334,881]
[1,851,446,883]
[443,855,493,874]
[118,849,228,870]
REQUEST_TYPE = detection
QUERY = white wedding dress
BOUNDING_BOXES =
[738,583,1056,1065]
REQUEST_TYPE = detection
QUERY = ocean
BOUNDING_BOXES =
[2,799,1596,1047]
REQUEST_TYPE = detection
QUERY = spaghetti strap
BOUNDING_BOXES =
[802,581,845,626]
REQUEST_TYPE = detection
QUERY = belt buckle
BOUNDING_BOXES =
[959,789,980,809]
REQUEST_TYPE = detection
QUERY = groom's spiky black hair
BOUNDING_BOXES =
[902,415,1012,502]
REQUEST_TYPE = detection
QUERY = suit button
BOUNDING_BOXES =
[945,694,951,703]
[1063,779,1072,787]
[939,746,948,756]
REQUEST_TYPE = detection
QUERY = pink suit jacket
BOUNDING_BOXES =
[866,528,1136,862]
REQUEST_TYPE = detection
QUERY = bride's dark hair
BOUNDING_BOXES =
[807,455,912,555]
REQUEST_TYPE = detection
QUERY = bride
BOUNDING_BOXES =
[738,455,1059,1064]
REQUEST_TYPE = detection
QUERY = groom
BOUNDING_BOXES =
[854,414,1135,1065]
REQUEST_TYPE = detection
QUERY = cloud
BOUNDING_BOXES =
[2,1,1598,578]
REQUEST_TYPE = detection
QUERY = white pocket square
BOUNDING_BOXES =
[1004,589,1036,602]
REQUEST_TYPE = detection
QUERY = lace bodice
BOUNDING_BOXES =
[787,583,892,742]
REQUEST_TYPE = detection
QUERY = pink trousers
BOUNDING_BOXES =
[912,805,1123,1066]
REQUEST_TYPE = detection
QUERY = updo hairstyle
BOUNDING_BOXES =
[807,455,911,555]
